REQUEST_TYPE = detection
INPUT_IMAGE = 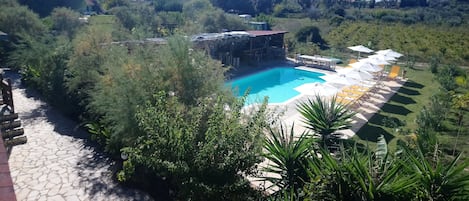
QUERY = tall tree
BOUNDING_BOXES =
[0,2,47,67]
[18,0,85,17]
[50,7,83,39]
[297,0,313,10]
[0,3,46,41]
[65,26,113,117]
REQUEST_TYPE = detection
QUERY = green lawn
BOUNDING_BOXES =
[353,66,436,149]
[354,65,469,160]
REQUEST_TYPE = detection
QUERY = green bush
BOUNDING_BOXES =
[119,92,267,200]
[329,15,345,26]
[437,65,458,91]
[381,15,401,22]
[295,26,326,46]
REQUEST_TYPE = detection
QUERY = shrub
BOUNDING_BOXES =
[437,65,459,91]
[447,16,462,26]
[295,26,326,47]
[429,56,441,74]
[334,8,346,17]
[120,92,267,200]
[381,15,401,22]
[402,16,417,24]
[329,15,345,26]
[362,15,374,22]
[345,15,357,21]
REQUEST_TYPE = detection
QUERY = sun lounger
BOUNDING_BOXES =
[346,59,358,68]
[388,65,400,80]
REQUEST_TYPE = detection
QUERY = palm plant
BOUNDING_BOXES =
[403,144,469,201]
[343,136,416,200]
[305,148,349,201]
[297,95,356,148]
[261,124,316,193]
[306,136,416,201]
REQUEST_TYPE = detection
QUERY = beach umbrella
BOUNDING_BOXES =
[321,74,360,86]
[376,49,403,58]
[337,68,374,81]
[348,45,374,59]
[350,61,382,73]
[295,83,339,96]
[360,57,390,65]
[369,54,397,62]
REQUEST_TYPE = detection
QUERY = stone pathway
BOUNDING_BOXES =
[4,71,153,201]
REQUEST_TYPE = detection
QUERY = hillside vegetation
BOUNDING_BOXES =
[326,22,469,66]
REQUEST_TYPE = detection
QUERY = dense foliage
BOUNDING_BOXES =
[325,22,469,65]
[18,0,85,17]
[120,92,267,199]
[264,104,469,200]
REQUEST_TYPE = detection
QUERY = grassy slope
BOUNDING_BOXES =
[355,65,469,161]
[354,65,438,149]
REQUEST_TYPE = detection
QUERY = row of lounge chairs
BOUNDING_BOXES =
[335,67,399,109]
[331,57,403,108]
[336,83,378,108]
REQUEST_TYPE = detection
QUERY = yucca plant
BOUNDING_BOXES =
[261,124,316,194]
[305,136,416,201]
[341,136,416,200]
[305,147,350,201]
[297,95,356,148]
[403,144,469,201]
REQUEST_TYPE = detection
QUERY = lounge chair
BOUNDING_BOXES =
[388,65,400,80]
[346,59,358,68]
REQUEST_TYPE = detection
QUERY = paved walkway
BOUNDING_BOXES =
[5,71,153,201]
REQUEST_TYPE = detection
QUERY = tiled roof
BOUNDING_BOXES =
[245,30,288,37]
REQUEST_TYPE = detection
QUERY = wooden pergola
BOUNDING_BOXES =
[192,30,288,66]
[243,30,288,65]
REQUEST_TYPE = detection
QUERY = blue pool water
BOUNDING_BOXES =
[227,67,325,104]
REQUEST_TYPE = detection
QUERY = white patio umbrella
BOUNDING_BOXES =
[337,68,374,81]
[294,83,339,96]
[376,49,403,58]
[360,57,390,65]
[350,61,382,73]
[320,74,359,86]
[348,45,374,59]
[369,54,397,62]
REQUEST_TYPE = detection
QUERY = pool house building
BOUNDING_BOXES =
[107,30,288,67]
[191,30,288,66]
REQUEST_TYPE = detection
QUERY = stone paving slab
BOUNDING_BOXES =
[4,71,153,201]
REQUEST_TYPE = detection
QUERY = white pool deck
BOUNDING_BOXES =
[247,64,407,193]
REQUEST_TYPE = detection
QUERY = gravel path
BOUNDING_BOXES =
[4,71,153,201]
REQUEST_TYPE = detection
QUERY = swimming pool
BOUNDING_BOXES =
[227,66,325,105]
